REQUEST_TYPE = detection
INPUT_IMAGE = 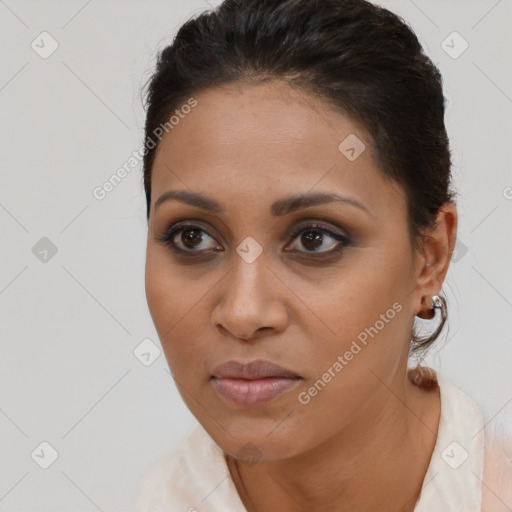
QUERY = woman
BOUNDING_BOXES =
[133,0,511,510]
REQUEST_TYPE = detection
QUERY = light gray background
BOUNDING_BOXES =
[1,0,511,510]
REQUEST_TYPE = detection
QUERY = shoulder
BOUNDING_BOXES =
[414,371,511,512]
[481,422,512,512]
[131,424,244,512]
[132,424,216,512]
[132,440,190,512]
[436,375,512,511]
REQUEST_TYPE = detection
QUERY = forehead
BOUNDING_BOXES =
[153,80,367,168]
[150,80,405,219]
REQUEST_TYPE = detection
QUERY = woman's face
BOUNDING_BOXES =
[145,80,427,461]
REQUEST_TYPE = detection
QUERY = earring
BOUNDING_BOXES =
[416,294,446,321]
[412,294,448,350]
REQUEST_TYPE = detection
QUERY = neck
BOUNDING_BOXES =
[227,372,440,512]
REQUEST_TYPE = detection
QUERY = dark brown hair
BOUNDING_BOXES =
[140,0,455,382]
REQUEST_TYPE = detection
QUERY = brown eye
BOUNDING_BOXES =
[300,229,324,251]
[180,228,206,249]
[285,224,350,255]
[156,223,222,253]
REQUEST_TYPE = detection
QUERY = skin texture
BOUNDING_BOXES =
[144,80,458,512]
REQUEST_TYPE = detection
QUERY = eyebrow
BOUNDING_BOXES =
[154,189,370,217]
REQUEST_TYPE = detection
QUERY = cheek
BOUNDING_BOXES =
[145,249,174,330]
[144,247,212,376]
[145,250,186,355]
[286,255,413,444]
[145,246,200,325]
[301,244,414,376]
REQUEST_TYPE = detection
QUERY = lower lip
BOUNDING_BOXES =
[211,377,301,407]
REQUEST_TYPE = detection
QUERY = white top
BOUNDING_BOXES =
[132,373,507,511]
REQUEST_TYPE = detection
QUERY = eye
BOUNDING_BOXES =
[285,224,350,255]
[156,223,223,254]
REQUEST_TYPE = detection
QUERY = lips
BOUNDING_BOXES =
[212,360,301,380]
[210,360,302,407]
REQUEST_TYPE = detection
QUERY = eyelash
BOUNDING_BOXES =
[155,221,351,258]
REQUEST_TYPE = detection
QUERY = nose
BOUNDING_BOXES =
[211,255,288,341]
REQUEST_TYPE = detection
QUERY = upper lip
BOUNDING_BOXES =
[211,360,301,380]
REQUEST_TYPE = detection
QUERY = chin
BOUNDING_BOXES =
[200,412,310,462]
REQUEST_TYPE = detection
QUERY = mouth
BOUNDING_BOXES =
[210,359,303,408]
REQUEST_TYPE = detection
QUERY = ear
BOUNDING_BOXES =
[412,202,458,316]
